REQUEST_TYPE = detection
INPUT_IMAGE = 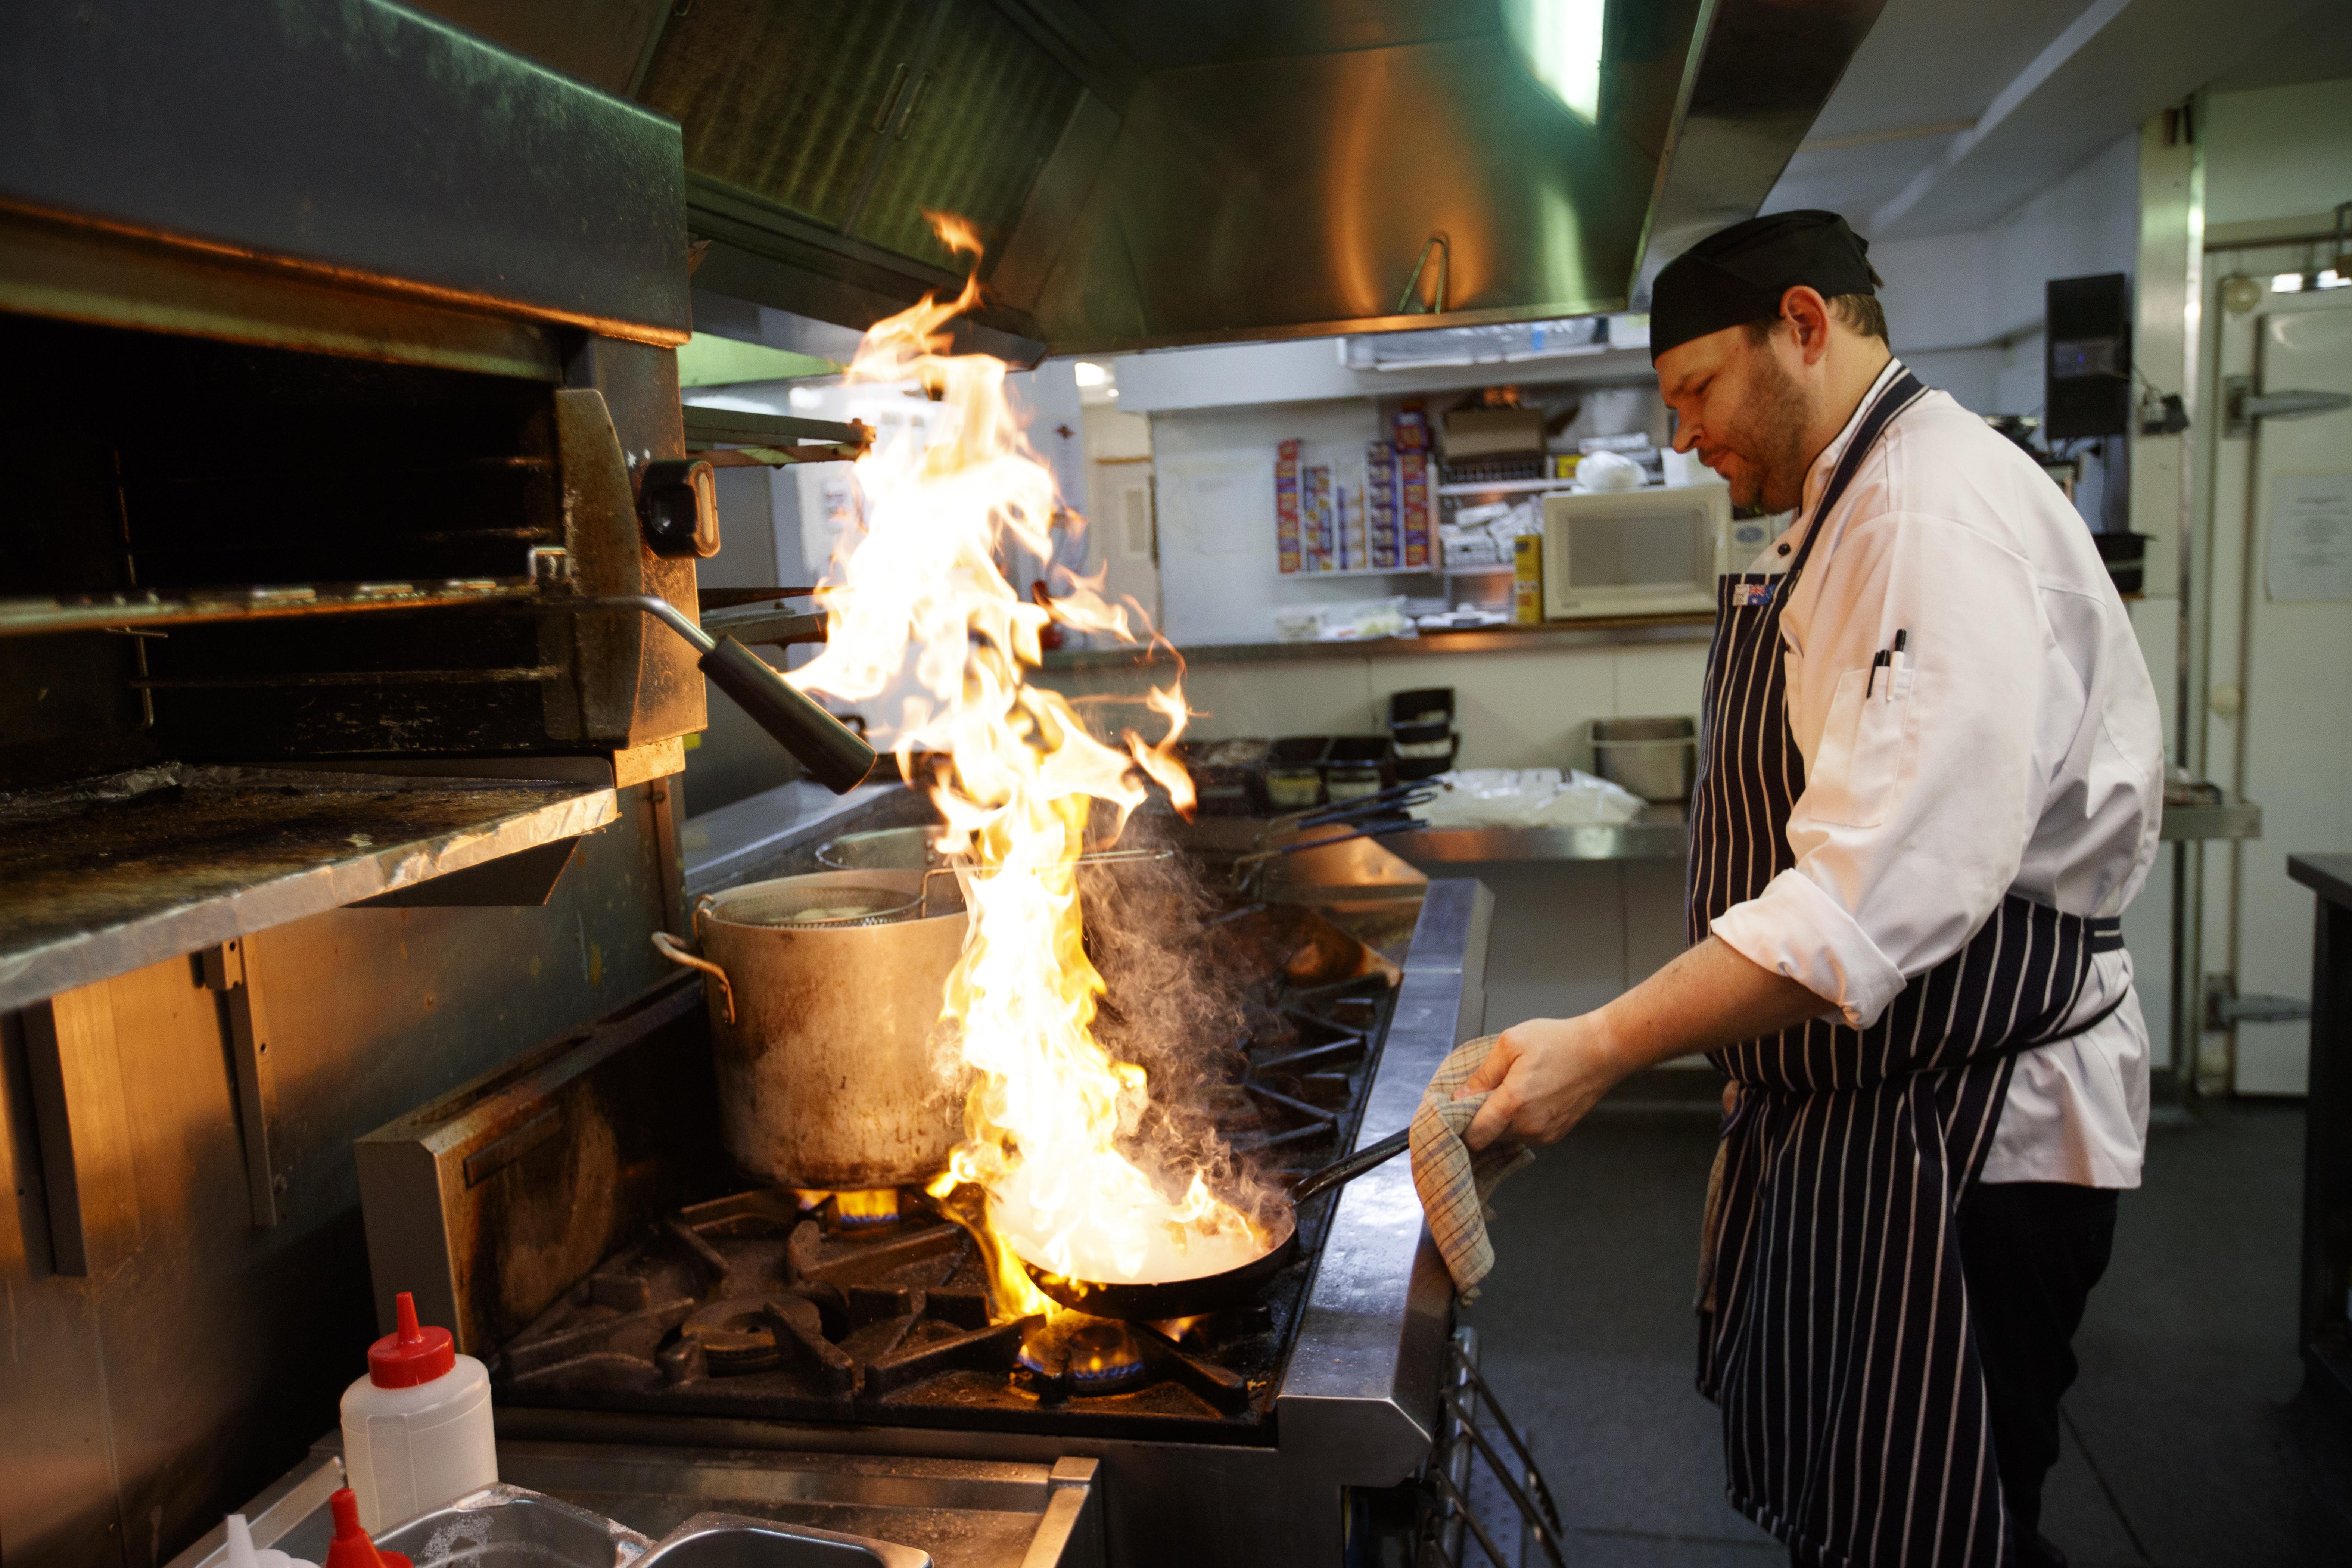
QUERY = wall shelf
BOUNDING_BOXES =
[0,763,620,1010]
[1434,478,1574,497]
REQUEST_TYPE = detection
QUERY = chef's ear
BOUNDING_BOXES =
[1776,286,1836,367]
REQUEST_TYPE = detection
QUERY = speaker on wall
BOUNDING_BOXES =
[2045,273,2132,439]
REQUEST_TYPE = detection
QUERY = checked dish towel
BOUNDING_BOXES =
[1408,1033,1535,1301]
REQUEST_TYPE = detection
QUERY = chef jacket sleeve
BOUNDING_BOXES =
[1708,511,2062,1028]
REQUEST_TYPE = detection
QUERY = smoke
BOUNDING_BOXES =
[1073,803,1286,1226]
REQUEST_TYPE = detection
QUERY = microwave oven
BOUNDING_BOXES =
[1539,483,1766,618]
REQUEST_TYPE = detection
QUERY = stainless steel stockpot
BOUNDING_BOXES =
[652,870,967,1189]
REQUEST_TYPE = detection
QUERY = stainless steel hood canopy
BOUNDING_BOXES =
[426,0,1890,358]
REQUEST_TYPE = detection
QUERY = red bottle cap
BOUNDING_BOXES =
[325,1488,414,1568]
[366,1292,455,1389]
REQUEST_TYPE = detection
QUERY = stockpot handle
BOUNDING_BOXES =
[651,930,735,1024]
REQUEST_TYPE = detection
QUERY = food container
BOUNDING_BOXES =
[1393,738,1458,782]
[1387,687,1454,727]
[1323,735,1390,802]
[369,1487,653,1568]
[1263,737,1331,809]
[1590,716,1698,802]
[1177,737,1270,816]
[651,871,967,1188]
[1390,720,1453,757]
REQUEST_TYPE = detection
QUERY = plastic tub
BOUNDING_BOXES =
[1386,687,1455,727]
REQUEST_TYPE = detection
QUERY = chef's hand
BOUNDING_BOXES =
[1454,1013,1629,1150]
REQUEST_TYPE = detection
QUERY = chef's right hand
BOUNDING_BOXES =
[1454,1013,1630,1150]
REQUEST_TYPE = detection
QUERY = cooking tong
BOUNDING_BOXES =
[1227,783,1436,891]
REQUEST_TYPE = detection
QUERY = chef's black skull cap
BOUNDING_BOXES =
[1649,211,1879,363]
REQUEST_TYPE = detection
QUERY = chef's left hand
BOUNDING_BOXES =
[1455,1013,1628,1150]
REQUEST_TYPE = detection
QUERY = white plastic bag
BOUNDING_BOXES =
[1413,767,1645,829]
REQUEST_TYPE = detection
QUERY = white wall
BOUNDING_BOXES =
[2203,77,2352,228]
[1873,131,2142,418]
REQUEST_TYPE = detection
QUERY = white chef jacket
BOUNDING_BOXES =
[1708,359,2165,1188]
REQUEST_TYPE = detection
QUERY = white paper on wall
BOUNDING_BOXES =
[2266,472,2352,602]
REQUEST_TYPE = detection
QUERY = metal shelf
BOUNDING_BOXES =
[2160,797,2263,842]
[0,763,619,1010]
[1434,478,1572,497]
[1389,809,1688,864]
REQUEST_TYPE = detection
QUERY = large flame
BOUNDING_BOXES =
[788,214,1263,1321]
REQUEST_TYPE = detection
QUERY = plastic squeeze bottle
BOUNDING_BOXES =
[323,1488,413,1568]
[339,1292,496,1530]
[223,1512,316,1568]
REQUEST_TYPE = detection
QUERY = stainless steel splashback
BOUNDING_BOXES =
[417,0,1892,357]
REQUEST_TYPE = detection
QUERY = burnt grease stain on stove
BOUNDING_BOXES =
[490,964,1397,1444]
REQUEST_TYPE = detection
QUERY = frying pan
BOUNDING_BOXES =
[1013,1127,1413,1320]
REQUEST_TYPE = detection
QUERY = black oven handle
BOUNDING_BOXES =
[540,595,876,794]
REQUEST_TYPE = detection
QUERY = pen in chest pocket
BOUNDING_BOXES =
[1864,628,1910,699]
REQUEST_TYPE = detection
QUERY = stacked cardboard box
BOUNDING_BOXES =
[1365,441,1399,569]
[1391,405,1430,572]
[1276,438,1302,574]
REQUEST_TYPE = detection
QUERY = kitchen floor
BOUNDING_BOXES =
[1458,1097,2352,1568]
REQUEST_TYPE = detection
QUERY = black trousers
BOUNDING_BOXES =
[1959,1180,2119,1561]
[1780,1180,2117,1568]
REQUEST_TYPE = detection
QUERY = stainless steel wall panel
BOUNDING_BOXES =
[0,799,678,1568]
[849,1,1086,270]
[0,1,689,341]
[1022,37,1664,350]
[0,1011,125,1568]
[641,0,940,235]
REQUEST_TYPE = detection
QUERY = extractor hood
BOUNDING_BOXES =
[420,0,1890,361]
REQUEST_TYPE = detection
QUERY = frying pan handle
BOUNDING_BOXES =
[1289,1126,1413,1207]
[651,931,735,1025]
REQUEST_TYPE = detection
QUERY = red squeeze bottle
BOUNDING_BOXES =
[325,1488,414,1568]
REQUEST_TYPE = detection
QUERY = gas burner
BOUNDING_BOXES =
[1021,1316,1148,1395]
[793,1188,905,1232]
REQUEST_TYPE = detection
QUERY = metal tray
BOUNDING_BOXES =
[633,1513,927,1568]
[165,1441,1100,1568]
[374,1487,651,1568]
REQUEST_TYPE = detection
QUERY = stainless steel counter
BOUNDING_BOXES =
[681,780,926,897]
[165,1440,1104,1568]
[1380,794,2260,866]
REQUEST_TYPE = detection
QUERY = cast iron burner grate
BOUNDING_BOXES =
[493,931,1399,1445]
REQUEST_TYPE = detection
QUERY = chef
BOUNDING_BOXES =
[1459,211,2163,1568]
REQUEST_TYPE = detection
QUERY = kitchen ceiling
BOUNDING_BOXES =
[1765,0,2337,238]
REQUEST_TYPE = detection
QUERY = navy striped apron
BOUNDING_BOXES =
[1687,370,2125,1568]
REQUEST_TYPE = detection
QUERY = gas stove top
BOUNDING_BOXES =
[357,876,1492,1568]
[491,967,1397,1443]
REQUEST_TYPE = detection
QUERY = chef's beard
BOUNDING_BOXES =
[1720,345,1811,515]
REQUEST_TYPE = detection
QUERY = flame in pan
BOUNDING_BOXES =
[786,212,1265,1318]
